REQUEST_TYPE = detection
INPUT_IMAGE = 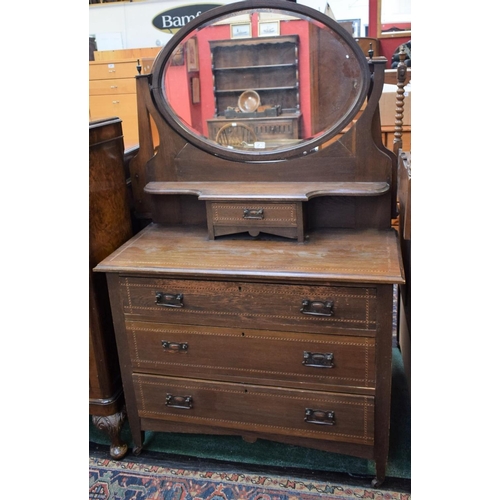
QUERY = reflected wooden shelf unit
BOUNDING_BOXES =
[209,35,300,141]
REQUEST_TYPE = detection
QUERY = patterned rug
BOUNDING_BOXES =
[89,456,410,500]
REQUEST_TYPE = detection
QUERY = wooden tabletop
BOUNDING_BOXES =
[95,224,404,285]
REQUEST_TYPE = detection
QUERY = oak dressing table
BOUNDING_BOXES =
[95,0,404,486]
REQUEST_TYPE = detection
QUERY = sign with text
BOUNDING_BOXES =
[152,3,223,34]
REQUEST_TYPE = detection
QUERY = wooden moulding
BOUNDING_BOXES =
[144,181,390,200]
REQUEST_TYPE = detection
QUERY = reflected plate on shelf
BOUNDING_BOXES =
[238,90,260,112]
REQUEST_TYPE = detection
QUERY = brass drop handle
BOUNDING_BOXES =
[243,208,264,219]
[155,292,184,308]
[304,408,335,425]
[161,341,188,352]
[165,394,193,409]
[300,299,334,316]
[303,351,334,368]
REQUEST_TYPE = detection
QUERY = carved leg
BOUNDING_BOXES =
[92,408,127,459]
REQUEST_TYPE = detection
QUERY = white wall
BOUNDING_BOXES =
[89,0,369,51]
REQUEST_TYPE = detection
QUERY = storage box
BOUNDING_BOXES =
[378,83,411,127]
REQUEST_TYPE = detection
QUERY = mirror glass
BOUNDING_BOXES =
[155,5,369,158]
[380,0,411,36]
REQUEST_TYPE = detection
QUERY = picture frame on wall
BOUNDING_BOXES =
[186,37,199,72]
[230,23,251,39]
[191,77,200,104]
[258,21,280,37]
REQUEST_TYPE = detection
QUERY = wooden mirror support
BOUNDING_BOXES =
[95,0,405,487]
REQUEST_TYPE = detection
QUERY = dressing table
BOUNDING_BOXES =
[95,0,404,486]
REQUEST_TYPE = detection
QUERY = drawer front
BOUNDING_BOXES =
[89,78,136,96]
[89,94,138,121]
[89,59,154,80]
[252,118,299,139]
[120,278,377,335]
[126,321,375,392]
[207,117,299,141]
[133,374,374,445]
[210,202,298,227]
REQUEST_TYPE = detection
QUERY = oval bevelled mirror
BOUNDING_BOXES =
[150,0,370,162]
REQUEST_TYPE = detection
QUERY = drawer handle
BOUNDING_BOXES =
[304,408,335,425]
[300,299,334,317]
[243,208,264,219]
[165,394,193,409]
[156,292,184,308]
[303,351,334,368]
[161,341,188,352]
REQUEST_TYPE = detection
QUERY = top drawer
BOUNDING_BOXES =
[89,58,154,80]
[119,277,378,336]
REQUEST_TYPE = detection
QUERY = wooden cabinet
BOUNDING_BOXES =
[89,58,155,149]
[89,117,133,458]
[94,1,405,487]
[97,225,402,474]
[209,36,300,141]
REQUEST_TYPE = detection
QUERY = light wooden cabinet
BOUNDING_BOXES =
[89,58,155,149]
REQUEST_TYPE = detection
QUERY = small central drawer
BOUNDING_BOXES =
[133,374,375,446]
[207,201,304,241]
[120,277,377,336]
[126,321,375,392]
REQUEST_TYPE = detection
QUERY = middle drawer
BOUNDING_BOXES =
[126,321,375,393]
[120,277,377,336]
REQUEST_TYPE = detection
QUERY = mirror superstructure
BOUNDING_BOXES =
[150,2,370,161]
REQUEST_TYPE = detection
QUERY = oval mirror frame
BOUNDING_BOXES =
[150,0,371,162]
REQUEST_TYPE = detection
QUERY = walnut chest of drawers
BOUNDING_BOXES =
[95,224,404,482]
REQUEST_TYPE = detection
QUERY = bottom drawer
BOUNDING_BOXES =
[133,374,374,445]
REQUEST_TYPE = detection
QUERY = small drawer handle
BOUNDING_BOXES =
[304,408,335,425]
[300,299,333,317]
[303,351,334,368]
[243,208,264,219]
[156,292,184,308]
[161,341,188,352]
[165,394,193,409]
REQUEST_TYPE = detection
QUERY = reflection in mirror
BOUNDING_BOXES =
[380,0,411,35]
[161,7,369,155]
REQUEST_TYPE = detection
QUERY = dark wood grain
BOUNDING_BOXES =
[94,1,406,484]
[95,224,404,285]
[89,118,133,459]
